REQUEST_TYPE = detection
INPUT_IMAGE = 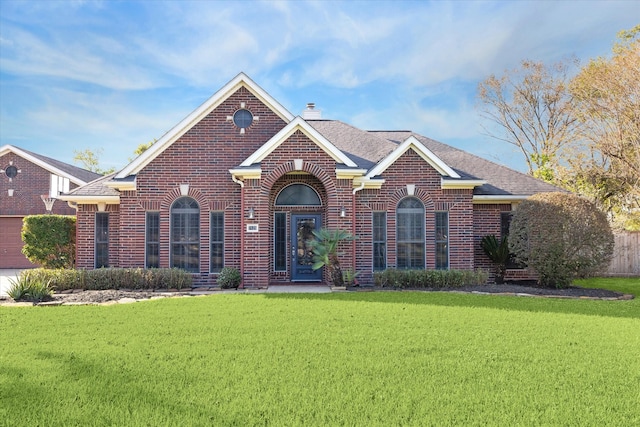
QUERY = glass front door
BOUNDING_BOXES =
[291,214,322,281]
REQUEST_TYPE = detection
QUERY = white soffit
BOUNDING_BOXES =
[473,195,529,204]
[240,117,358,168]
[116,72,295,179]
[366,136,461,179]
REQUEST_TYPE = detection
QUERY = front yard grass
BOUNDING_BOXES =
[1,278,638,426]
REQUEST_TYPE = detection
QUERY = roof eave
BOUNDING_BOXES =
[441,179,487,189]
[472,195,529,204]
[56,195,121,205]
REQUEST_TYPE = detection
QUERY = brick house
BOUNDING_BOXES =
[0,145,102,268]
[60,73,559,287]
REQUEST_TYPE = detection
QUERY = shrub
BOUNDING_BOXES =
[20,268,192,291]
[509,192,614,288]
[217,267,242,289]
[21,215,76,269]
[480,235,510,283]
[7,274,53,302]
[309,228,355,286]
[373,269,488,289]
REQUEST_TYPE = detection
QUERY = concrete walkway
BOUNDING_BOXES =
[0,269,22,298]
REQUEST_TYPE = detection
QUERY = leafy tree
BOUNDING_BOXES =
[508,192,614,288]
[309,228,355,287]
[73,148,116,175]
[21,215,76,269]
[129,139,157,161]
[567,25,640,229]
[477,59,579,182]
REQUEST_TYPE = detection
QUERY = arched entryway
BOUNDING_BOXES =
[270,176,328,282]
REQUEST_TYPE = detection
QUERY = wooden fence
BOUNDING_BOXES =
[606,232,640,277]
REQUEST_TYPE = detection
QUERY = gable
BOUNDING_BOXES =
[114,73,295,181]
[240,117,358,168]
[367,136,461,179]
[0,144,100,185]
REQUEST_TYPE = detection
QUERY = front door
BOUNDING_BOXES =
[291,214,322,281]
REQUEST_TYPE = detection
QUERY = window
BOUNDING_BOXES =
[274,212,287,271]
[501,212,513,239]
[275,184,321,206]
[397,197,425,269]
[501,211,522,269]
[95,212,109,268]
[171,197,199,273]
[146,212,160,268]
[373,212,387,271]
[50,174,70,198]
[435,211,449,270]
[233,109,253,128]
[5,165,18,179]
[210,212,224,273]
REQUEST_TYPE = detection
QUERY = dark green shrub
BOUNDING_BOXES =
[480,235,510,283]
[217,267,242,289]
[8,273,53,302]
[21,215,76,269]
[21,268,192,291]
[373,269,488,288]
[509,192,614,288]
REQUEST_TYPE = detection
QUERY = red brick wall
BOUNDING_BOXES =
[78,87,289,285]
[473,203,512,275]
[1,152,78,216]
[355,148,474,284]
[72,88,513,288]
[75,204,120,269]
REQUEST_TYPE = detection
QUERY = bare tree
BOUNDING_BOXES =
[477,59,579,182]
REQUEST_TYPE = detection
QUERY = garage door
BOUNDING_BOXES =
[0,217,37,269]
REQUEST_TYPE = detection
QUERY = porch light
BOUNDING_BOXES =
[340,206,346,217]
[248,207,255,219]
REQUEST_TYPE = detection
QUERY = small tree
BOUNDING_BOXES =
[480,234,510,284]
[508,192,614,288]
[21,215,76,269]
[309,228,355,287]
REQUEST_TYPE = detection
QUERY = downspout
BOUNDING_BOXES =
[231,174,245,288]
[352,180,366,279]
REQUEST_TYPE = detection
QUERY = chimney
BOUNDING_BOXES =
[302,102,322,120]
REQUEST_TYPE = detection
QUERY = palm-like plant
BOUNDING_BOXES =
[480,234,510,284]
[309,228,355,287]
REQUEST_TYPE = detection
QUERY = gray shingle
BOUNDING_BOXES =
[308,120,562,196]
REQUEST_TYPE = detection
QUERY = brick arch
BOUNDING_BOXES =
[160,186,208,210]
[388,187,435,212]
[261,160,337,200]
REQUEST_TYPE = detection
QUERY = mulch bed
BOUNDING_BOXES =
[2,281,631,305]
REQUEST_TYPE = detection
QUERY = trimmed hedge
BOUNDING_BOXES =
[21,268,192,291]
[21,215,75,269]
[373,269,489,289]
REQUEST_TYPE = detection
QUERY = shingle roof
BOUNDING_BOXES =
[64,173,120,197]
[17,147,103,183]
[308,120,562,196]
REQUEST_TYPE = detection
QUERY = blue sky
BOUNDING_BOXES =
[0,1,637,173]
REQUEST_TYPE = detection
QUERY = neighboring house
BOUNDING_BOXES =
[0,145,102,268]
[60,73,559,287]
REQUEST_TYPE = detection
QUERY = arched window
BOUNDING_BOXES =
[171,197,200,273]
[396,197,425,269]
[275,184,321,206]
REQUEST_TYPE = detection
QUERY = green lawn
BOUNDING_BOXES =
[1,278,639,426]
